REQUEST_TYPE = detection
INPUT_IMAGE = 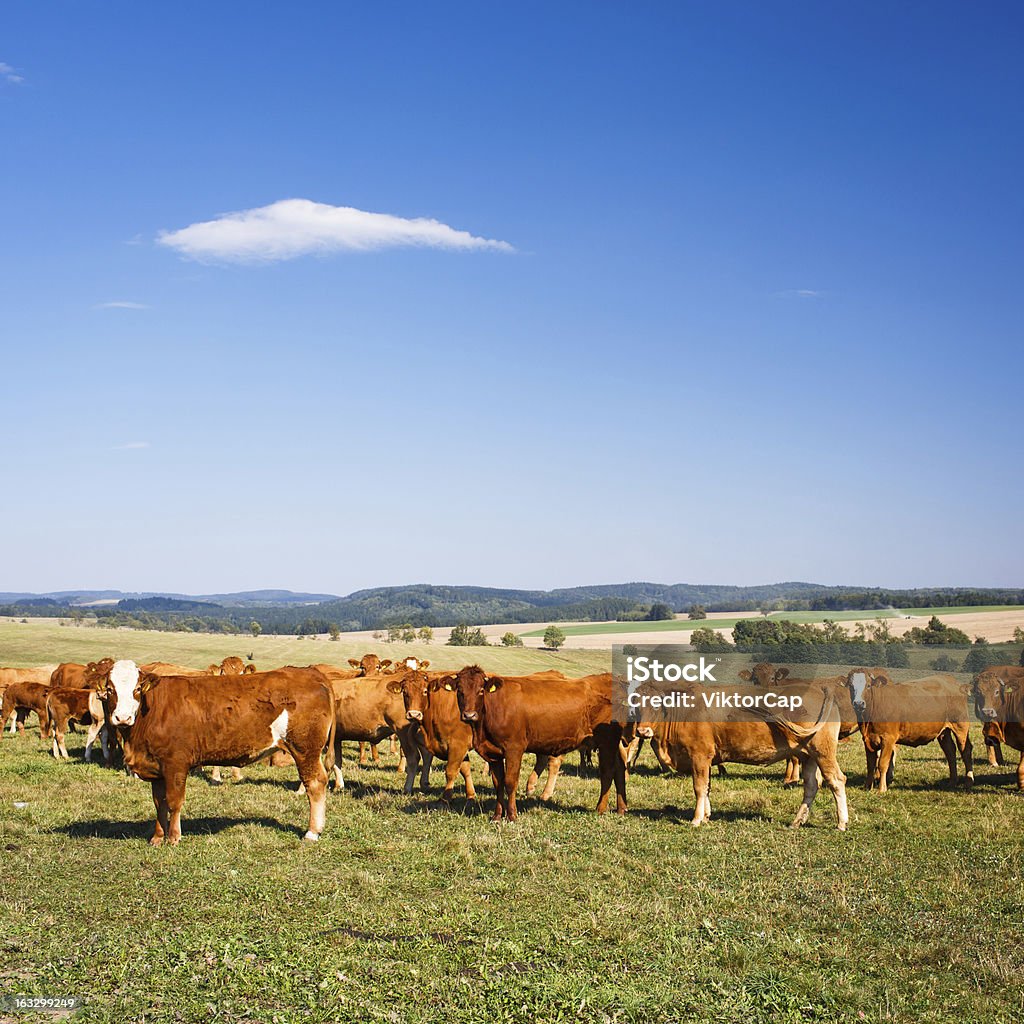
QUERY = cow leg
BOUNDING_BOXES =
[503,750,525,822]
[84,718,103,762]
[389,736,399,758]
[813,747,848,830]
[938,729,958,785]
[358,742,369,766]
[783,755,801,787]
[15,709,28,734]
[397,728,421,795]
[987,739,1003,767]
[596,734,620,814]
[875,739,897,794]
[1016,750,1024,791]
[210,766,223,785]
[539,755,561,801]
[298,761,328,841]
[150,777,170,846]
[56,720,70,760]
[163,769,188,845]
[231,767,242,782]
[489,759,507,821]
[791,756,821,828]
[331,763,345,791]
[418,742,434,792]
[691,762,712,826]
[101,724,112,768]
[863,743,877,790]
[459,758,477,800]
[371,742,380,764]
[955,727,973,786]
[525,758,541,797]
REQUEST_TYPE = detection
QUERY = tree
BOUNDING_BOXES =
[500,631,524,647]
[387,625,402,643]
[328,623,341,642]
[690,628,732,653]
[906,616,970,645]
[1014,626,1024,644]
[447,623,489,647]
[647,602,675,621]
[687,604,707,621]
[543,625,566,651]
[930,653,959,673]
[418,626,433,644]
[249,621,262,639]
[962,638,995,675]
[400,624,417,643]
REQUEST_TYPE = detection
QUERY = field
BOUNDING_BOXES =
[3,624,1024,1023]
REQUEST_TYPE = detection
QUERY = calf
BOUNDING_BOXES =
[2,682,52,737]
[973,666,1024,788]
[635,681,850,829]
[91,660,335,844]
[847,670,973,792]
[455,665,627,822]
[45,688,107,761]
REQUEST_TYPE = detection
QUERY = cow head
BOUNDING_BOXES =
[973,672,1005,722]
[387,669,432,720]
[92,659,157,727]
[846,669,886,717]
[455,665,499,723]
[739,663,788,686]
[348,654,385,676]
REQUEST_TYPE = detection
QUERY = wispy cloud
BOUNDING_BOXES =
[94,301,150,310]
[156,198,514,263]
[775,288,824,299]
[0,62,24,85]
[111,441,150,450]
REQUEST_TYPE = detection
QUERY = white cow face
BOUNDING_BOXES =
[107,659,143,726]
[847,671,870,713]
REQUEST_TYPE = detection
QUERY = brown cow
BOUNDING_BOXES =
[0,665,58,689]
[2,682,52,737]
[974,666,1024,767]
[140,662,241,782]
[847,670,973,792]
[634,680,850,829]
[321,666,432,794]
[340,654,399,764]
[973,666,1024,786]
[454,665,627,822]
[45,688,107,761]
[90,659,335,844]
[390,670,476,800]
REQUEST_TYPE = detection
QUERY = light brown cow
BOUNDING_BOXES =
[973,666,1024,786]
[634,680,850,829]
[0,665,58,689]
[455,665,627,822]
[91,659,335,844]
[846,670,973,792]
[2,681,52,737]
[320,666,432,794]
[45,688,107,760]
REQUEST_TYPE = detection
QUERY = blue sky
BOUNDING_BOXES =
[1,2,1021,594]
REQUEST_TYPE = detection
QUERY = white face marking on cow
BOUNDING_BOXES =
[270,709,289,745]
[109,659,142,726]
[848,672,869,709]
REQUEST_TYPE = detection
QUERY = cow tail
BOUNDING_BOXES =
[322,697,337,778]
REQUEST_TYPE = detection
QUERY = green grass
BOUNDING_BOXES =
[2,717,1024,1022]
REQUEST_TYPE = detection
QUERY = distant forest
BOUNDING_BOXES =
[1,582,1022,636]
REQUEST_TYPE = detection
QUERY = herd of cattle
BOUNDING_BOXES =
[1,653,1022,844]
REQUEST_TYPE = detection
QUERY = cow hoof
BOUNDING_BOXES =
[149,837,164,847]
[837,823,848,831]
[302,831,320,842]
[210,778,222,787]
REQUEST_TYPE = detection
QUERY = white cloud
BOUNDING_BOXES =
[94,301,150,310]
[156,198,514,263]
[0,62,24,84]
[111,442,150,450]
[774,288,823,299]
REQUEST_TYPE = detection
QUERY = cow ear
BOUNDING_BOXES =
[442,679,455,691]
[486,679,503,693]
[380,659,392,670]
[138,671,159,695]
[347,659,360,669]
[386,680,404,694]
[738,670,752,681]
[419,660,430,669]
[773,668,790,683]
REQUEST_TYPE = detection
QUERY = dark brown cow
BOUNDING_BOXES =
[2,682,52,737]
[45,688,107,760]
[973,666,1024,786]
[454,665,627,822]
[90,659,335,844]
[634,680,850,829]
[50,662,91,689]
[847,670,973,792]
[320,667,432,794]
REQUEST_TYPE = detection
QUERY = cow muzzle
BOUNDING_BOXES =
[407,710,423,721]
[461,711,478,722]
[111,714,135,727]
[980,706,997,720]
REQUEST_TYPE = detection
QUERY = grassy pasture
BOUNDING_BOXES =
[0,619,609,677]
[2,623,1024,1022]
[520,605,1024,638]
[2,717,1024,1022]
